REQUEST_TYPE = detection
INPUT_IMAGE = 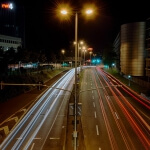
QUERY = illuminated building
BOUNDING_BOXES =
[120,22,146,76]
[145,18,150,80]
[0,34,21,51]
[0,2,17,36]
[0,1,24,51]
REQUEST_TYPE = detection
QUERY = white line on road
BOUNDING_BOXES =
[92,90,93,93]
[30,143,35,150]
[94,111,97,118]
[96,125,99,135]
[93,102,95,107]
[92,96,94,99]
[99,148,101,150]
[115,112,119,119]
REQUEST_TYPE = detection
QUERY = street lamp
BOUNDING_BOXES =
[128,75,131,86]
[78,41,84,71]
[74,40,83,72]
[89,51,93,66]
[60,7,94,150]
[82,46,87,66]
[61,49,65,67]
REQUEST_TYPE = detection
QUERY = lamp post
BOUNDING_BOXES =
[74,12,78,150]
[89,51,92,66]
[78,41,83,72]
[128,75,131,86]
[61,49,65,67]
[82,46,86,66]
[60,7,94,150]
[74,41,83,72]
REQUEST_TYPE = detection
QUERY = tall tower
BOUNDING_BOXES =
[0,2,18,36]
[120,22,146,76]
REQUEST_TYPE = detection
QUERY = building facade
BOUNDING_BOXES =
[120,22,146,76]
[0,2,17,36]
[0,1,24,50]
[145,18,150,80]
[0,34,21,51]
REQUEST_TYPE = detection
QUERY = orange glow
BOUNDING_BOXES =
[2,3,9,8]
[1,3,13,9]
[88,48,93,51]
[54,2,73,22]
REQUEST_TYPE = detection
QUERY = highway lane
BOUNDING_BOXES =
[80,66,150,150]
[0,69,75,150]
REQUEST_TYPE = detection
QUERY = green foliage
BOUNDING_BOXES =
[0,69,65,103]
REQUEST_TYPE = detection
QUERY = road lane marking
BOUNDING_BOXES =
[92,96,94,99]
[99,148,101,150]
[92,90,93,93]
[93,102,95,107]
[115,112,119,119]
[30,143,35,150]
[94,111,97,118]
[96,125,99,135]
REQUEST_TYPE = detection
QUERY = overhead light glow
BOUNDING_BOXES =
[86,9,93,14]
[61,10,67,15]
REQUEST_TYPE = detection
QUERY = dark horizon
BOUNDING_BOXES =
[12,0,149,54]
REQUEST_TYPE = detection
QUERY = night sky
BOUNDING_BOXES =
[14,0,149,55]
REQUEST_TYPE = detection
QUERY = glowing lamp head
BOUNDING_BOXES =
[61,10,68,15]
[86,9,93,14]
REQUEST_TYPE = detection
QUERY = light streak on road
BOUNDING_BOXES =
[95,67,150,150]
[0,69,75,150]
[92,75,119,150]
[79,66,149,150]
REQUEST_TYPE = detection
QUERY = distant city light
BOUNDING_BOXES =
[92,59,101,64]
[88,48,93,51]
[1,3,13,9]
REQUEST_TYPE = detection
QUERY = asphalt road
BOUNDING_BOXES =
[0,66,149,150]
[0,69,75,150]
[80,66,149,150]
